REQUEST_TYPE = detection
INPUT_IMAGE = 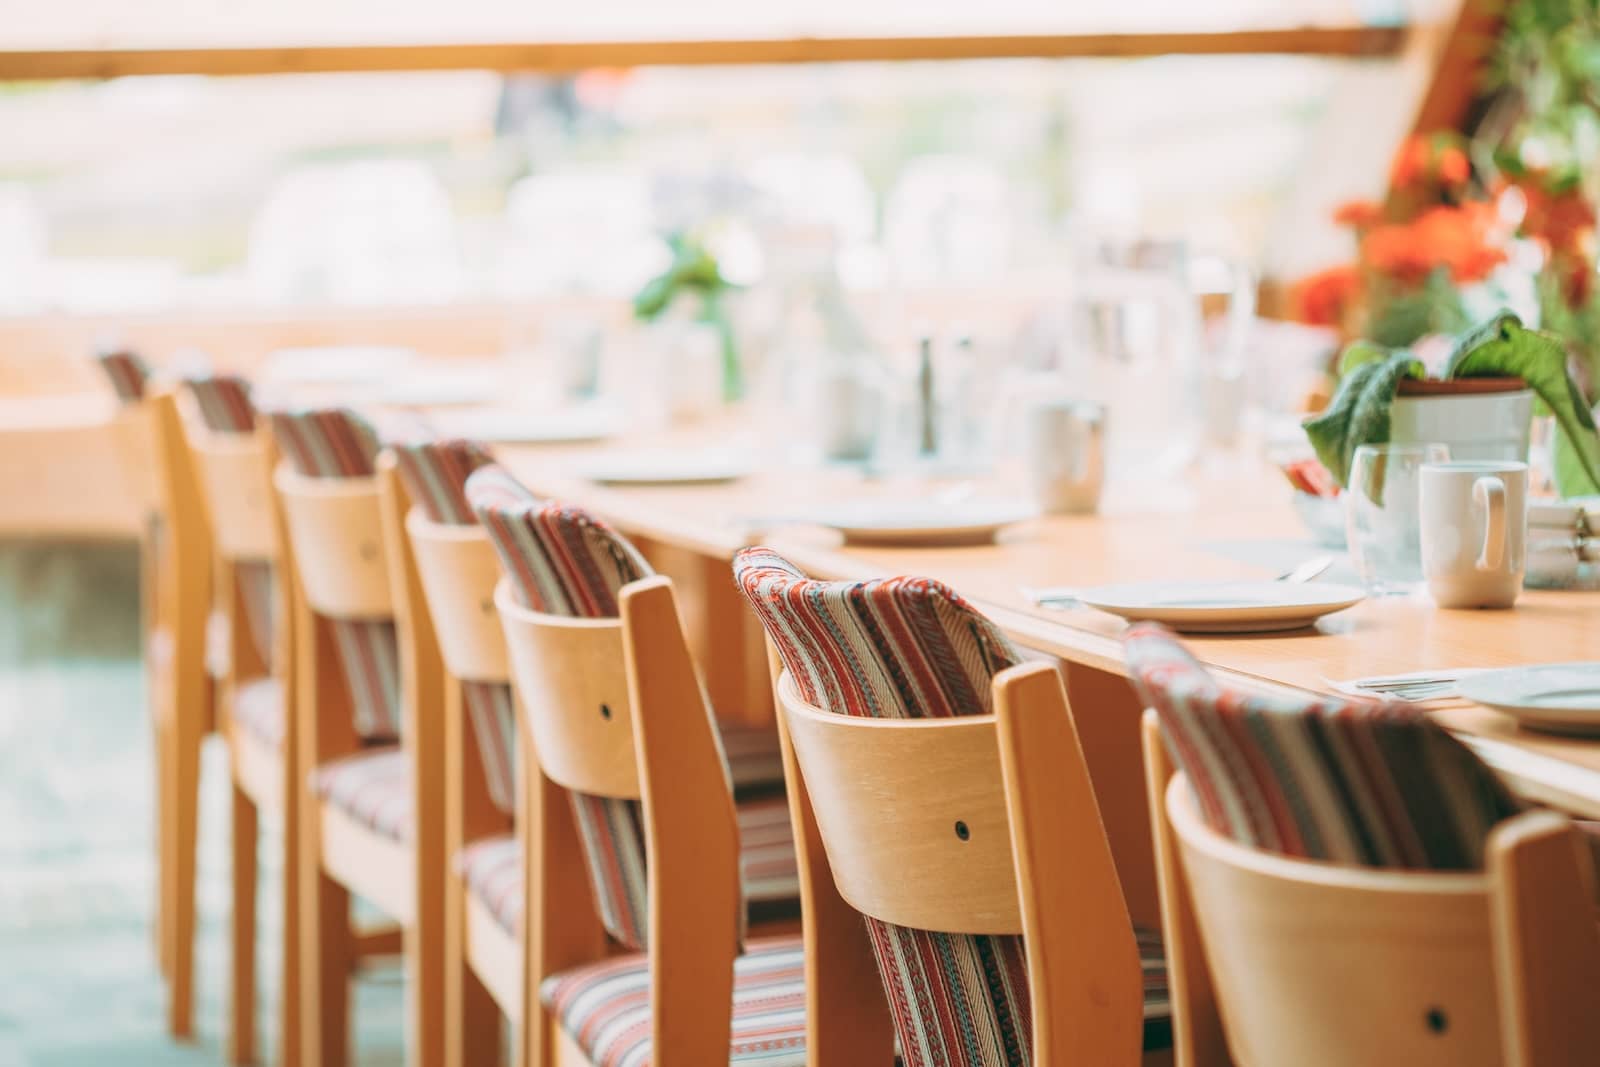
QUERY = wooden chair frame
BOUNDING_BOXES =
[277,457,447,1067]
[404,509,522,1067]
[186,417,299,1067]
[496,574,754,1067]
[770,653,1155,1066]
[1141,710,1600,1067]
[144,390,217,1042]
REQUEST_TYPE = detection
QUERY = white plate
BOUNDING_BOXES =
[1075,580,1366,633]
[1458,663,1600,736]
[807,500,1036,547]
[581,451,751,486]
[375,370,500,408]
[260,345,416,385]
[427,406,620,444]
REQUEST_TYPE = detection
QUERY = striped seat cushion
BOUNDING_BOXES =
[187,374,256,433]
[456,834,523,934]
[311,748,413,843]
[268,408,400,741]
[1123,622,1521,870]
[232,677,285,748]
[96,348,151,403]
[541,934,807,1067]
[734,548,1173,1064]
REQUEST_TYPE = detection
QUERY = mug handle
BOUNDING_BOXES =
[1474,476,1506,572]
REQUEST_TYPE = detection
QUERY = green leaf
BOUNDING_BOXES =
[1303,351,1425,487]
[1338,340,1391,378]
[1447,313,1600,494]
[1554,416,1600,496]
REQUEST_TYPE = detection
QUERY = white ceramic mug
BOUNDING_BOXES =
[1419,460,1528,609]
[1020,397,1105,514]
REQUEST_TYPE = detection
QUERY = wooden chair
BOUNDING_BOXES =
[1127,623,1600,1066]
[183,374,300,1066]
[1145,717,1600,1066]
[391,439,522,1067]
[271,410,446,1067]
[468,469,803,1067]
[735,547,1172,1067]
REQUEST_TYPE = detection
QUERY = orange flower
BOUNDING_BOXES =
[1292,264,1361,327]
[1333,199,1383,229]
[1389,136,1431,188]
[1437,146,1470,185]
[1362,203,1507,284]
[1518,180,1596,258]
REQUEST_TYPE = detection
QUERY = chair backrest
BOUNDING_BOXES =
[470,464,740,959]
[408,513,508,684]
[1134,626,1600,1067]
[738,547,1147,1067]
[1165,771,1504,1066]
[393,439,503,683]
[274,463,393,620]
[495,582,638,799]
[1124,622,1519,870]
[270,408,400,743]
[775,671,1020,933]
[191,425,278,563]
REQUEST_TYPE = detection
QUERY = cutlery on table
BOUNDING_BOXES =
[1329,670,1484,703]
[1023,554,1338,610]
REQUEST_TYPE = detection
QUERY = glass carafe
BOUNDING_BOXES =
[1061,236,1253,482]
[751,227,886,465]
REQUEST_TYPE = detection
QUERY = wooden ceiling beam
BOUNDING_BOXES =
[0,26,1408,80]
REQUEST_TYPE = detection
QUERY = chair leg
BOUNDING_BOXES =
[407,900,448,1067]
[446,870,500,1067]
[165,715,202,1040]
[154,715,172,978]
[280,768,303,1067]
[301,861,351,1067]
[300,786,350,1067]
[230,782,259,1065]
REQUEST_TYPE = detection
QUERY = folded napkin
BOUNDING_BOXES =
[1329,669,1487,704]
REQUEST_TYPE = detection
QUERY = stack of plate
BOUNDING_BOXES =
[1527,497,1599,589]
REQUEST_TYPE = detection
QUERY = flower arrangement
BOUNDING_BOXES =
[1292,133,1519,349]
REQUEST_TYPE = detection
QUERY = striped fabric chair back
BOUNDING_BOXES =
[269,408,402,742]
[733,547,1040,1067]
[394,440,521,813]
[467,464,665,950]
[96,348,152,403]
[1124,623,1520,870]
[187,375,257,434]
[184,376,274,671]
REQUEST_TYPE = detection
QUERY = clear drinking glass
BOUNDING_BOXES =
[1346,442,1451,594]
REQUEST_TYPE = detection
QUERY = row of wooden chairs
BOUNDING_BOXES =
[110,359,1600,1067]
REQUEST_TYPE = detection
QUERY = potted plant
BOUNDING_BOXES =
[1304,311,1600,496]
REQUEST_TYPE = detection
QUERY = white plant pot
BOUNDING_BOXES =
[1390,389,1534,463]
